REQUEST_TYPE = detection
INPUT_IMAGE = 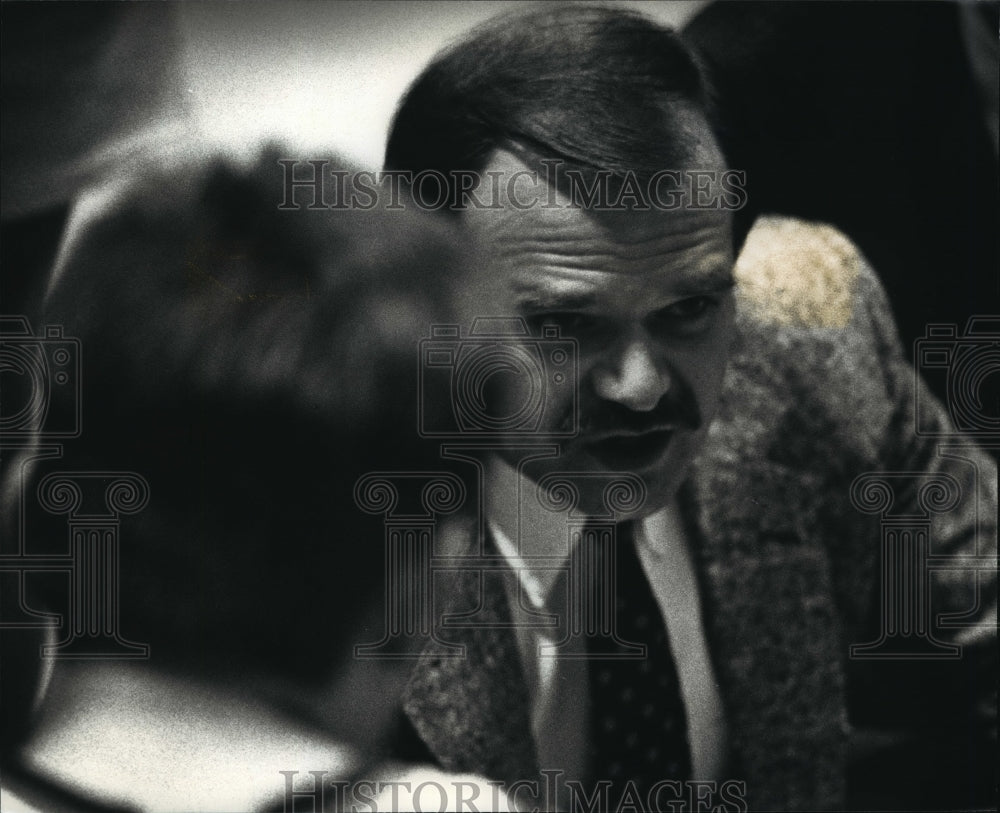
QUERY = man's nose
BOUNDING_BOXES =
[591,334,671,412]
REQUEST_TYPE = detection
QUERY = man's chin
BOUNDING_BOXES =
[517,428,701,518]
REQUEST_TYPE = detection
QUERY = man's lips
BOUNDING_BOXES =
[582,428,675,471]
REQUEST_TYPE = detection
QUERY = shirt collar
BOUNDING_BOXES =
[485,455,685,609]
[485,455,577,609]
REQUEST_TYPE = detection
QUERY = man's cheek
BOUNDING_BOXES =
[689,310,736,388]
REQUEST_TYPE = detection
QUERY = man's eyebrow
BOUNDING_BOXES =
[512,287,598,312]
[671,272,737,296]
[511,267,735,312]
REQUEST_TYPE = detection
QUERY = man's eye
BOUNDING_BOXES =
[533,313,601,336]
[651,296,719,335]
[668,297,713,318]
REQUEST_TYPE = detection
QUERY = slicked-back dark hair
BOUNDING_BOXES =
[385,4,718,207]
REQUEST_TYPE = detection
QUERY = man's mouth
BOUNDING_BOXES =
[583,428,675,472]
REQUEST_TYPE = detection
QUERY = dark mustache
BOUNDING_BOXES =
[558,382,702,437]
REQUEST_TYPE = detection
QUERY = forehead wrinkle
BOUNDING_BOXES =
[633,224,731,257]
[488,215,729,259]
[494,236,732,280]
[506,262,608,287]
[510,274,599,312]
[501,248,734,302]
[478,181,727,230]
[494,228,726,258]
[494,246,621,270]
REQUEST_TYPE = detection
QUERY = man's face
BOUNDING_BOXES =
[457,129,735,517]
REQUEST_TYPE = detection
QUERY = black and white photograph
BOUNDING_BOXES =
[1,2,997,811]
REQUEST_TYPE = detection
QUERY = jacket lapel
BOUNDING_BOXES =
[402,536,538,786]
[682,437,850,811]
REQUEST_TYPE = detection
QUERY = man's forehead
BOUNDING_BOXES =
[455,155,735,318]
[463,147,734,250]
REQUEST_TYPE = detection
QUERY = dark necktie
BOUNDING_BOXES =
[584,520,691,808]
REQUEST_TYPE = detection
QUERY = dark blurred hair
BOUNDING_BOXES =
[385,4,718,208]
[16,146,463,683]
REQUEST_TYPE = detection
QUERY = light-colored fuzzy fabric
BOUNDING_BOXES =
[735,216,861,329]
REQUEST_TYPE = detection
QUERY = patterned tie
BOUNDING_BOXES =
[585,520,691,807]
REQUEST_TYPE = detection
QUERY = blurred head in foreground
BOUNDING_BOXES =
[2,146,465,804]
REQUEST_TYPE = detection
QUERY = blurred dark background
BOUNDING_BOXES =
[685,1,999,424]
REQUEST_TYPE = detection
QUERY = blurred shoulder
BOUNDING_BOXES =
[733,214,876,331]
[720,216,904,467]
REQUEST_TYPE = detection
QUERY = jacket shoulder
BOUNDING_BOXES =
[734,215,874,330]
[720,216,903,468]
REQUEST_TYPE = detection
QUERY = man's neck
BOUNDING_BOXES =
[484,454,583,607]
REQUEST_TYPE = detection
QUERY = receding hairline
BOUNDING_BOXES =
[385,4,718,183]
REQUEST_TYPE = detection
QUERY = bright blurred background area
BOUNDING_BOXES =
[0,0,703,316]
[177,1,707,165]
[1,1,706,218]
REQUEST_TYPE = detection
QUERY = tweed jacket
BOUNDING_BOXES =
[400,217,998,811]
